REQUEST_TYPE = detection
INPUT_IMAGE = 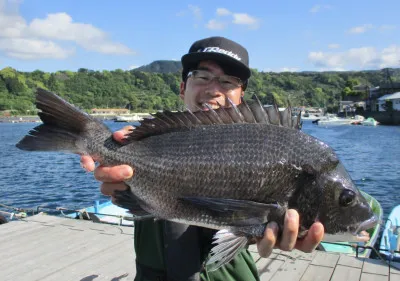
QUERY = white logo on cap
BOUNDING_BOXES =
[201,47,242,61]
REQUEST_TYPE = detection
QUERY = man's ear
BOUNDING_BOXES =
[179,82,185,100]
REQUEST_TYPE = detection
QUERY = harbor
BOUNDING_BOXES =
[1,108,399,281]
[0,213,399,281]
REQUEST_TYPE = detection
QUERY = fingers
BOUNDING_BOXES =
[94,165,134,183]
[100,182,129,196]
[80,155,95,172]
[113,126,135,143]
[279,209,299,251]
[295,222,324,253]
[257,222,279,257]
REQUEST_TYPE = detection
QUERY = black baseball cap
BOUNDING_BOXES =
[181,36,251,82]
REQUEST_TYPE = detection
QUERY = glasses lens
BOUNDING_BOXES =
[189,70,242,89]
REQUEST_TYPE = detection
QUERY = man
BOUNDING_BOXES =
[81,36,324,280]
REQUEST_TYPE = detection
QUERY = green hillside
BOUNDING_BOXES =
[0,61,399,114]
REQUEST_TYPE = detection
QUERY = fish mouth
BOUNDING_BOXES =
[353,215,379,235]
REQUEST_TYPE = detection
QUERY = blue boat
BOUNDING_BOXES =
[66,200,135,227]
[379,205,400,261]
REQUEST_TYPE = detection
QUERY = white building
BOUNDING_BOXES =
[377,92,400,111]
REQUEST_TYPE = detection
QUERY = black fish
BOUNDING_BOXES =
[16,88,377,270]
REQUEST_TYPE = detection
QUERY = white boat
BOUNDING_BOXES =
[316,114,353,126]
[114,114,143,122]
[362,117,379,126]
[301,114,321,121]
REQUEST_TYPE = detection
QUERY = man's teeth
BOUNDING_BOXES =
[202,103,220,109]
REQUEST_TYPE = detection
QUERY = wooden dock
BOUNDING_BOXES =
[1,214,399,281]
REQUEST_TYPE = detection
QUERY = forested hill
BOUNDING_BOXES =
[134,60,182,73]
[0,62,399,114]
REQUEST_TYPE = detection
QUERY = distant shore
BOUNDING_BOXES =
[0,116,41,123]
[0,113,151,123]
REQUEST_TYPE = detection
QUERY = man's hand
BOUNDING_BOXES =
[80,126,134,204]
[256,209,324,257]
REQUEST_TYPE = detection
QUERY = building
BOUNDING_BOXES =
[91,108,130,115]
[377,92,400,111]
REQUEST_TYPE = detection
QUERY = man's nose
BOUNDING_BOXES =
[205,79,225,95]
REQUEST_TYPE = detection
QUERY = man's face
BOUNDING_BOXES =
[180,60,244,111]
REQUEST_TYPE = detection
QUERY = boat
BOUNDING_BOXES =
[316,114,354,126]
[362,117,379,126]
[319,191,383,258]
[114,114,143,122]
[65,200,135,226]
[379,205,400,261]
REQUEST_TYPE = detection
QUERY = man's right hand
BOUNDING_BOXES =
[80,126,135,204]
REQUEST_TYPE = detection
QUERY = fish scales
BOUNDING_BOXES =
[100,123,330,228]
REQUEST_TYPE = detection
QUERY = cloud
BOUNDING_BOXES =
[279,67,299,72]
[0,2,133,60]
[379,25,397,32]
[205,8,260,30]
[348,24,374,34]
[206,19,226,30]
[310,5,332,13]
[0,38,73,59]
[308,45,400,70]
[188,5,202,21]
[232,13,260,29]
[216,8,231,16]
[328,44,340,49]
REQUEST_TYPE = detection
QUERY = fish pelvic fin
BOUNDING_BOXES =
[16,88,110,153]
[113,189,153,217]
[180,197,282,226]
[206,229,248,271]
[124,94,301,142]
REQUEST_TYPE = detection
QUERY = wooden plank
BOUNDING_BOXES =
[337,254,363,268]
[310,251,340,267]
[35,238,135,281]
[1,214,134,281]
[330,265,361,281]
[360,273,389,281]
[391,274,400,281]
[270,259,310,281]
[362,258,389,276]
[257,257,285,280]
[300,264,334,281]
[391,262,400,275]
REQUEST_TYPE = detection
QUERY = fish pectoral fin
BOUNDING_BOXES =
[180,197,281,225]
[113,189,152,217]
[206,229,248,271]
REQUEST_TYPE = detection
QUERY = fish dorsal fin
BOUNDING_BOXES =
[125,95,301,142]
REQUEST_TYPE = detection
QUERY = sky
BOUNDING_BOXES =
[0,0,399,73]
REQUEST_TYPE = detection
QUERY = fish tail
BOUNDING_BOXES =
[16,88,110,153]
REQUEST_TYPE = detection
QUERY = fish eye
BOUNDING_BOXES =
[339,190,356,207]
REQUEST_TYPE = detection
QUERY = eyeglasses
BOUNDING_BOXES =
[187,70,243,90]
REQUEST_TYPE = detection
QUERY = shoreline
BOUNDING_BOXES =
[0,113,150,123]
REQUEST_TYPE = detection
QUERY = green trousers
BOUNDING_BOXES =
[134,219,260,281]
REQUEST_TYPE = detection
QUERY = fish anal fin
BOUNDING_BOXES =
[206,229,248,271]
